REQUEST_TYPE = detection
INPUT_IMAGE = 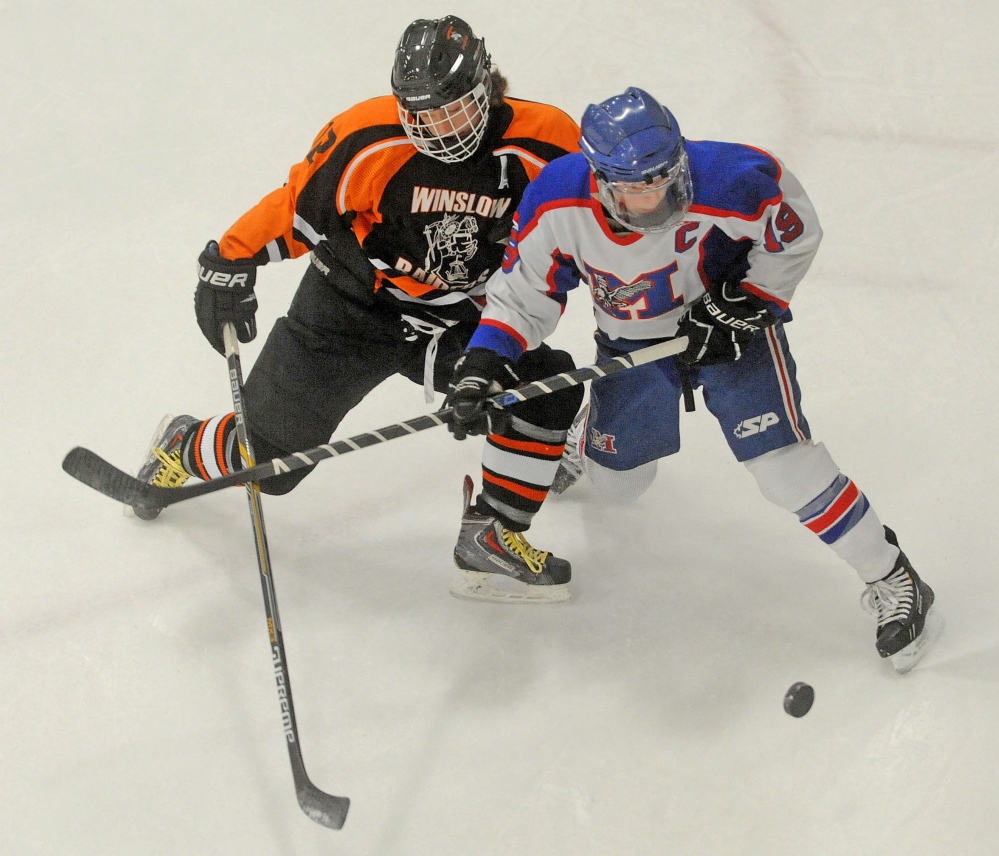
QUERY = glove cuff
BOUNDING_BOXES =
[458,347,519,387]
[702,283,775,334]
[197,242,257,292]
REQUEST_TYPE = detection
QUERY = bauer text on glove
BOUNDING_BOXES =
[194,240,259,354]
[676,281,777,366]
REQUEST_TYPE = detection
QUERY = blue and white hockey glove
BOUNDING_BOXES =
[677,281,776,366]
[445,348,520,440]
[194,240,259,355]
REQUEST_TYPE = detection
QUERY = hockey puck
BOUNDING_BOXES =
[783,682,814,717]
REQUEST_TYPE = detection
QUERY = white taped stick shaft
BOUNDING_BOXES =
[626,336,689,367]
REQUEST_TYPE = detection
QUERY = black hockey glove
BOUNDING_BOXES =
[194,241,259,355]
[445,348,520,440]
[676,281,777,366]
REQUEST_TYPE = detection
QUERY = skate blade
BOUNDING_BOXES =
[890,607,944,674]
[123,414,175,519]
[449,570,570,604]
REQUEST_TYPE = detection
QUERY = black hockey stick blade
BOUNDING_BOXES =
[62,445,246,507]
[62,336,688,510]
[298,783,350,829]
[62,447,148,504]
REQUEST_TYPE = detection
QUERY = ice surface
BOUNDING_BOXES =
[3,1,998,854]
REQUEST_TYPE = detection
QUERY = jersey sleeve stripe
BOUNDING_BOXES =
[689,192,781,222]
[492,146,548,170]
[515,197,592,245]
[292,213,327,246]
[688,141,784,221]
[468,321,527,360]
[480,319,528,349]
[742,281,789,310]
[335,137,413,213]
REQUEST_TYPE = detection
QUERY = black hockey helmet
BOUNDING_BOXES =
[391,15,491,112]
[390,16,494,163]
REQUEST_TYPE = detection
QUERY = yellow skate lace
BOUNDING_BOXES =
[150,447,191,488]
[500,529,549,576]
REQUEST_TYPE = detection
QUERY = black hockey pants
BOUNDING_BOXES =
[243,240,580,495]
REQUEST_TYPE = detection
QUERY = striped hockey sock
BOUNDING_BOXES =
[797,474,869,545]
[179,413,242,480]
[745,442,898,582]
[795,474,897,582]
[478,416,568,532]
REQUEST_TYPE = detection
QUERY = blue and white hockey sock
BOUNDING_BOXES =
[745,441,898,583]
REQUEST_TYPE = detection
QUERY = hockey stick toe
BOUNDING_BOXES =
[298,785,350,830]
[62,447,155,506]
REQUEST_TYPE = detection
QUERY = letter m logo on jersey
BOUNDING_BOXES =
[585,262,684,321]
[588,427,618,454]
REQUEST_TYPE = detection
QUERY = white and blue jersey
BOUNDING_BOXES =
[467,142,823,467]
[468,142,820,357]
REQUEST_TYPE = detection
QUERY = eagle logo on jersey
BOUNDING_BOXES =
[585,261,684,320]
[590,272,654,314]
[424,214,479,286]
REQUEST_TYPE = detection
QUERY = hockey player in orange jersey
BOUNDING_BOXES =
[133,16,584,602]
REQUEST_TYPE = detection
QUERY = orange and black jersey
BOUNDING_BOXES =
[218,94,580,320]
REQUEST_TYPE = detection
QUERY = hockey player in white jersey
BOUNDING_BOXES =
[447,87,938,672]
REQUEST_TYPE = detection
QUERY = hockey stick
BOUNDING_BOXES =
[62,336,689,509]
[222,323,349,830]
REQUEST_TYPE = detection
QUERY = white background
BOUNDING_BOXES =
[3,2,998,853]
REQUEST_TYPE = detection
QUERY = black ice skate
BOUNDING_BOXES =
[861,527,941,673]
[129,414,198,520]
[451,475,571,603]
[549,405,587,496]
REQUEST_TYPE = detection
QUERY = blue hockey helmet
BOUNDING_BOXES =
[580,88,693,233]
